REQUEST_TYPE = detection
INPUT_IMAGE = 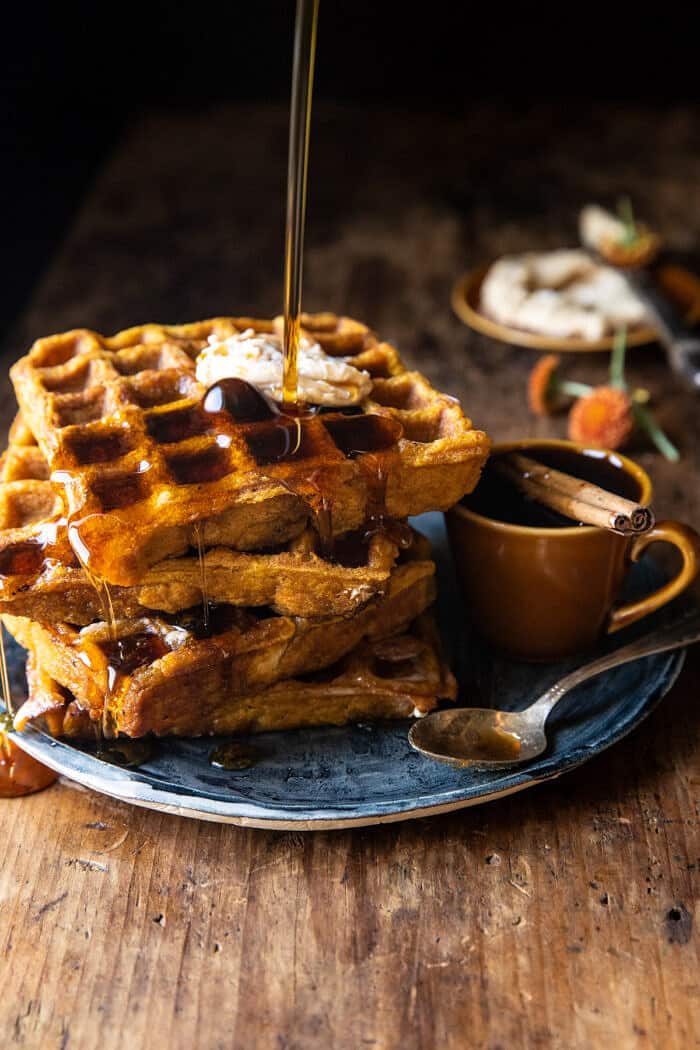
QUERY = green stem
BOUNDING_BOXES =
[617,196,638,247]
[559,380,593,398]
[609,329,628,389]
[632,402,680,462]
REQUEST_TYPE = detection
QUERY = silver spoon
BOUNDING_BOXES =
[585,243,700,391]
[409,613,700,769]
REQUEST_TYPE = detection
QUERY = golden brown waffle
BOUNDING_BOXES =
[8,412,37,448]
[11,313,489,585]
[2,549,436,733]
[17,615,456,738]
[0,531,400,624]
[0,433,403,621]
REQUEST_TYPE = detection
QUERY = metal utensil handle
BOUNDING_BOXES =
[531,612,700,719]
[629,272,700,390]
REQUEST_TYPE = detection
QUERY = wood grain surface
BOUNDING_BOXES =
[0,103,699,1049]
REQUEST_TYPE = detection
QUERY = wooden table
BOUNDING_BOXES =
[1,103,698,1050]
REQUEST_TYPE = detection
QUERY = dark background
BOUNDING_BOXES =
[2,2,700,338]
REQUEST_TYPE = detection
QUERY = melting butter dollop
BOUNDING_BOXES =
[195,328,372,406]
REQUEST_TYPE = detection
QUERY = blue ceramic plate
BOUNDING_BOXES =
[4,514,687,829]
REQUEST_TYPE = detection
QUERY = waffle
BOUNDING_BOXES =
[19,653,74,737]
[16,615,456,738]
[11,313,489,585]
[8,412,38,448]
[0,429,402,621]
[2,545,436,734]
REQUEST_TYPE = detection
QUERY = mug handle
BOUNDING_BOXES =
[607,521,700,634]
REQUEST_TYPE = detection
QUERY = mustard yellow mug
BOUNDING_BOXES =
[446,440,700,661]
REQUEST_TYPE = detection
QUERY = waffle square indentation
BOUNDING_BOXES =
[53,390,108,428]
[29,332,100,368]
[165,445,232,485]
[38,358,97,394]
[322,415,402,458]
[244,421,314,466]
[146,406,208,445]
[125,372,200,409]
[64,428,134,465]
[91,470,149,510]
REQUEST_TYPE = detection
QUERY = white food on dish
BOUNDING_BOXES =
[579,204,628,252]
[480,249,647,340]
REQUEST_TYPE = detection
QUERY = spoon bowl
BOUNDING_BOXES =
[409,707,547,769]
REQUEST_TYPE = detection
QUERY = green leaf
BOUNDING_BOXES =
[632,401,680,462]
[609,328,628,389]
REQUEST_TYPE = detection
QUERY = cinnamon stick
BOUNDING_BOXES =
[493,453,654,534]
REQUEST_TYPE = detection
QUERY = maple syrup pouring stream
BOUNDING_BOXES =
[282,0,319,410]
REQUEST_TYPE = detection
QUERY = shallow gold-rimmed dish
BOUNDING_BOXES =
[451,262,700,353]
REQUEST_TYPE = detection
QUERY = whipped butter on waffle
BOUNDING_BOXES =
[196,328,372,406]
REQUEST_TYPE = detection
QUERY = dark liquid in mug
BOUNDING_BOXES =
[463,446,641,528]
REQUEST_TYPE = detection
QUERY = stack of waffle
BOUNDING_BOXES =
[0,314,489,741]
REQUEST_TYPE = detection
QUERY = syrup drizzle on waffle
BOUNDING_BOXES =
[67,515,121,739]
[200,375,406,560]
[75,623,172,746]
[358,454,413,552]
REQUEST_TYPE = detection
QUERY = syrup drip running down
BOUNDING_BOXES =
[282,0,320,410]
[313,493,333,559]
[90,632,169,758]
[359,454,413,552]
[67,519,119,740]
[0,629,12,722]
[296,480,333,558]
[192,522,210,636]
[68,521,117,643]
[175,601,245,641]
[98,632,170,693]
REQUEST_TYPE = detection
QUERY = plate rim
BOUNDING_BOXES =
[7,649,685,830]
[450,263,700,353]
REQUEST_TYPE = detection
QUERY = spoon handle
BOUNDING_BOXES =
[531,611,700,719]
[626,269,700,391]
